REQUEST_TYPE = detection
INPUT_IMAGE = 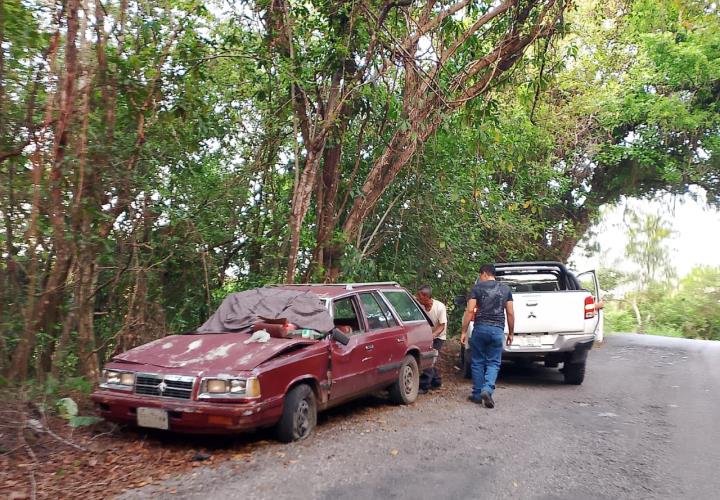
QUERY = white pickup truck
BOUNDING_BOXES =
[460,261,603,385]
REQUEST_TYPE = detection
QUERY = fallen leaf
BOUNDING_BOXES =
[390,449,399,457]
[275,451,286,458]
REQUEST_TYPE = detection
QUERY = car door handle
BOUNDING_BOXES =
[526,301,538,306]
[396,338,404,343]
[365,344,374,350]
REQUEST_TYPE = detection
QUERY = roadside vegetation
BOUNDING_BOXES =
[1,0,719,384]
[584,209,720,341]
[604,266,720,341]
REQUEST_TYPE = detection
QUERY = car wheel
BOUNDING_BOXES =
[276,384,317,443]
[463,349,472,379]
[563,361,586,385]
[389,355,419,404]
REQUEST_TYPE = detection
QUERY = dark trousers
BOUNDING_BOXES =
[420,338,445,390]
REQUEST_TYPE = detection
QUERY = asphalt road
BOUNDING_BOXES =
[123,334,720,500]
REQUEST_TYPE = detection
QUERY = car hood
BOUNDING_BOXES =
[112,333,318,372]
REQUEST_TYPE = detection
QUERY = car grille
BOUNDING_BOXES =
[134,373,195,400]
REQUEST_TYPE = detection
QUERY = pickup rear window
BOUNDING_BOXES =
[494,264,582,291]
[499,274,560,293]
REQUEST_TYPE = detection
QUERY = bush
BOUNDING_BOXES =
[604,304,637,333]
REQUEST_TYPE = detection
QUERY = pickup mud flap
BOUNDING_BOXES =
[568,339,594,363]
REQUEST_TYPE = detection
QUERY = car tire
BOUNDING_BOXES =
[563,361,586,385]
[389,355,419,404]
[276,384,317,443]
[463,349,472,379]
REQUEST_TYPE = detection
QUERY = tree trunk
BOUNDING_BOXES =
[286,146,325,282]
[631,296,643,332]
[75,245,100,379]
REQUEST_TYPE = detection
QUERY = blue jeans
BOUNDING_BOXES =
[470,323,504,398]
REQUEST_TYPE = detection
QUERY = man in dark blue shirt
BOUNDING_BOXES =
[461,264,515,408]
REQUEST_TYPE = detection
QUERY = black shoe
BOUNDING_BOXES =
[467,395,482,404]
[480,391,495,409]
[418,387,429,395]
[430,384,442,391]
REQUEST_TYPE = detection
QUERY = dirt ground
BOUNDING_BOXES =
[0,342,466,500]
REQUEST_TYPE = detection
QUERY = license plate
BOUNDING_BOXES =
[515,336,542,347]
[526,336,542,347]
[137,407,169,430]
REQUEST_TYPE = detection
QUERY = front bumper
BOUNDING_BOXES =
[91,390,284,434]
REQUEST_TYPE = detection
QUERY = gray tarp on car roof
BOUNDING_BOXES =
[196,288,335,333]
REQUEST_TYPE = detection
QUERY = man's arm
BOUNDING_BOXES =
[505,301,515,346]
[461,298,477,345]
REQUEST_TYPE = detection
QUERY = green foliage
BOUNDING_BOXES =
[605,267,720,340]
[2,0,719,383]
[55,396,102,427]
[624,211,676,290]
[604,305,638,333]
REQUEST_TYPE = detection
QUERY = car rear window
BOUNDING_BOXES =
[372,291,399,327]
[359,293,392,330]
[382,291,426,322]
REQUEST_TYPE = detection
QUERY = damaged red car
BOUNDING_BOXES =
[91,282,436,441]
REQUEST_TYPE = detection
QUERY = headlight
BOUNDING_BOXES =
[101,370,135,390]
[206,379,229,393]
[199,377,260,398]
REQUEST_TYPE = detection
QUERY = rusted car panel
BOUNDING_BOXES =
[91,283,435,438]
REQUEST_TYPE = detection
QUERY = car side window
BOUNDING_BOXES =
[373,291,398,327]
[382,291,426,322]
[332,297,364,334]
[359,293,391,330]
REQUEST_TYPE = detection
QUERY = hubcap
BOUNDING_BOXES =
[294,399,311,438]
[403,365,415,395]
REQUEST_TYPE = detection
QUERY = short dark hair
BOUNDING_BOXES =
[418,284,432,295]
[479,264,496,277]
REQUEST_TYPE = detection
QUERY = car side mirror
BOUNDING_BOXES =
[331,328,350,346]
[454,295,467,307]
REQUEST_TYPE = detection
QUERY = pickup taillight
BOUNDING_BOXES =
[584,296,595,319]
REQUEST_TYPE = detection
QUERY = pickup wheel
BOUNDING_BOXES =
[389,355,419,404]
[563,361,586,385]
[276,384,317,443]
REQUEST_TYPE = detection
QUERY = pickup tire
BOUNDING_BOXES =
[563,361,586,385]
[276,384,317,442]
[389,355,419,404]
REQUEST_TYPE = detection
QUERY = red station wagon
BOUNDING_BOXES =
[91,282,436,441]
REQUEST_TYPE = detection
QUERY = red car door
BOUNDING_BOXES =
[328,295,375,401]
[357,291,406,386]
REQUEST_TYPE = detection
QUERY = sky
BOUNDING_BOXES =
[570,188,720,280]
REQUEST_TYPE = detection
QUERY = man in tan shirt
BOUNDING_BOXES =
[416,285,447,394]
